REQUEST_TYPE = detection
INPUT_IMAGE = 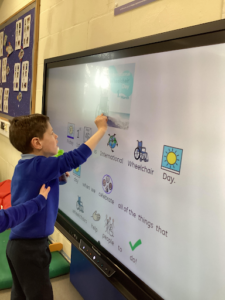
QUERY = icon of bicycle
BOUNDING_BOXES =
[134,140,149,162]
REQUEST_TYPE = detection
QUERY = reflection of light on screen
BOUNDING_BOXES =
[95,68,109,89]
[84,83,88,95]
[85,64,91,77]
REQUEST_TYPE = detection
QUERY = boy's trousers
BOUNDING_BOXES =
[6,237,53,300]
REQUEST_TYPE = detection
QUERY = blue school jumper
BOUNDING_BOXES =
[9,144,92,239]
[0,195,46,233]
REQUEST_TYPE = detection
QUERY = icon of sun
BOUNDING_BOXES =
[164,148,180,169]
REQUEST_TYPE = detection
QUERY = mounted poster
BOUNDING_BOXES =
[0,0,40,121]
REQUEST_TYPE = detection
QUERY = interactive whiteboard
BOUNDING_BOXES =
[44,21,225,300]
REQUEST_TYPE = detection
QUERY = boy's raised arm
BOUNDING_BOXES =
[33,114,108,182]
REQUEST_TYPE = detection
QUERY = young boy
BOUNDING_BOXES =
[7,113,107,300]
[0,184,50,233]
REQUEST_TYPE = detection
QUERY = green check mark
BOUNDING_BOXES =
[129,239,142,251]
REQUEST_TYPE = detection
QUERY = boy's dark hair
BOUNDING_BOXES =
[9,114,50,154]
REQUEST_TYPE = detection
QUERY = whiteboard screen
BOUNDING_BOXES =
[45,41,225,300]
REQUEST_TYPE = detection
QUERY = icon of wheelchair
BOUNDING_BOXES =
[76,196,84,213]
[134,140,149,162]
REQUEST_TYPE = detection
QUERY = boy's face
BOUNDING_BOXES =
[40,122,58,157]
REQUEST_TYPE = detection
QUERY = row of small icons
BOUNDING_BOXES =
[68,122,183,175]
[73,168,113,195]
[68,123,119,154]
[77,198,141,252]
[67,123,92,143]
[109,136,183,175]
[74,146,182,179]
[76,198,114,237]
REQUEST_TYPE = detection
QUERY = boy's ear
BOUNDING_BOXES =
[30,137,42,150]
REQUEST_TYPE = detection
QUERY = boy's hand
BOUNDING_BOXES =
[39,184,51,200]
[84,114,108,151]
[95,114,108,132]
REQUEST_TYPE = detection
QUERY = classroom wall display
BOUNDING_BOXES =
[43,19,225,300]
[0,1,39,120]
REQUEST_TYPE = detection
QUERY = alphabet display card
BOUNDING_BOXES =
[0,88,3,111]
[21,61,29,91]
[0,32,3,57]
[15,20,22,50]
[2,57,7,83]
[3,88,9,113]
[23,15,31,48]
[13,63,21,91]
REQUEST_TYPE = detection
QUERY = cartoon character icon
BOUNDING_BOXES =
[69,126,73,134]
[67,123,75,139]
[107,134,118,152]
[134,140,149,162]
[105,215,114,237]
[83,127,92,142]
[102,174,113,194]
[73,166,81,178]
[91,211,101,221]
[76,196,84,213]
